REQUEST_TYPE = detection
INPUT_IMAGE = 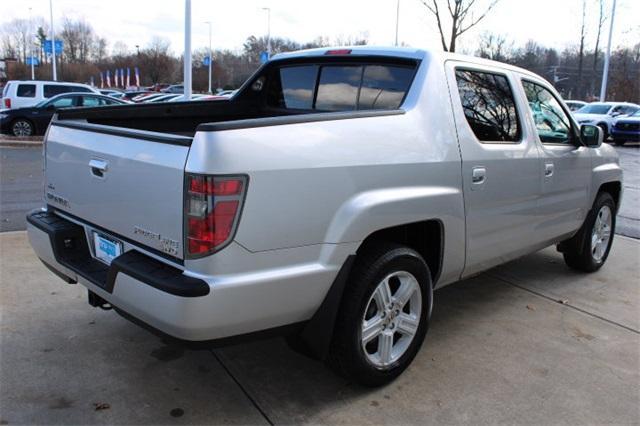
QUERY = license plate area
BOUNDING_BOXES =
[92,232,122,265]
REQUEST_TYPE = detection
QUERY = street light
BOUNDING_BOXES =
[204,21,212,94]
[394,0,400,47]
[49,0,57,81]
[262,7,271,58]
[184,0,192,100]
[29,7,34,80]
[135,44,140,55]
[600,0,617,101]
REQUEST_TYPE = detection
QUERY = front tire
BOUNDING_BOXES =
[328,242,432,387]
[614,139,626,146]
[11,119,34,137]
[597,123,609,141]
[562,192,616,272]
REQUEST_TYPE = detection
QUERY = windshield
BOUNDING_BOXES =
[577,104,611,114]
[632,110,640,117]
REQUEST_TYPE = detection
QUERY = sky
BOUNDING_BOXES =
[2,0,639,56]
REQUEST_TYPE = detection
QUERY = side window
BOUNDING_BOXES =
[17,84,36,98]
[522,81,572,144]
[315,65,362,111]
[80,96,101,107]
[49,96,75,108]
[71,86,92,93]
[44,85,72,98]
[455,69,521,142]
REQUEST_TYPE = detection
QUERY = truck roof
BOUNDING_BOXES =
[271,46,544,80]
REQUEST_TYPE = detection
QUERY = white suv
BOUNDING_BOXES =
[1,80,99,110]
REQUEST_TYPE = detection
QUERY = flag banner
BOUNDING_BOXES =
[113,69,118,87]
[126,68,130,88]
[90,76,95,87]
[100,72,104,89]
[135,66,140,87]
[106,70,111,87]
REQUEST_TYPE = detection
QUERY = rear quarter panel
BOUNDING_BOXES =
[186,53,466,286]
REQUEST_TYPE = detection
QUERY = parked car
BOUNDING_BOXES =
[565,100,587,111]
[573,102,640,139]
[146,94,182,103]
[26,47,622,387]
[132,93,167,103]
[161,84,184,93]
[120,90,152,101]
[99,89,123,97]
[1,80,99,109]
[0,93,127,136]
[610,109,640,145]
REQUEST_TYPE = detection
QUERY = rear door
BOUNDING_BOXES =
[45,122,191,259]
[446,61,542,277]
[519,77,592,242]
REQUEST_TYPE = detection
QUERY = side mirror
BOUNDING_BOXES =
[581,124,603,148]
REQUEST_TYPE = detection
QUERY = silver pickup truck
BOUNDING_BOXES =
[27,47,622,386]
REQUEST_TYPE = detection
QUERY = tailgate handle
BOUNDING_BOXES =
[89,159,108,178]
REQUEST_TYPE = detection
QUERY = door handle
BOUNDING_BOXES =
[89,159,108,177]
[472,167,486,184]
[544,162,554,178]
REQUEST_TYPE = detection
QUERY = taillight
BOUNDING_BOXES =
[3,98,10,108]
[185,174,247,257]
[325,49,352,55]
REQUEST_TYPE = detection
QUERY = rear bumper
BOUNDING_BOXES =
[610,129,640,141]
[26,209,348,342]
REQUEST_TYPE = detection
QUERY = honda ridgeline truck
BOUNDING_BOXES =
[27,47,622,386]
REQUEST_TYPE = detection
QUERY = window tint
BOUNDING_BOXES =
[49,96,75,108]
[44,85,73,98]
[17,84,36,97]
[522,81,572,144]
[267,63,414,111]
[359,65,414,109]
[316,65,362,111]
[455,69,521,142]
[271,65,318,109]
[577,104,611,114]
[71,86,92,93]
[80,96,101,107]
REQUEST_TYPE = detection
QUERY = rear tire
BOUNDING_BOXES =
[614,139,626,146]
[562,192,616,272]
[11,119,34,137]
[327,242,432,387]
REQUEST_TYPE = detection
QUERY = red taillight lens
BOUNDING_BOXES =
[185,175,247,257]
[325,49,352,55]
[3,98,10,108]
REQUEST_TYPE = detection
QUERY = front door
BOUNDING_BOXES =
[519,78,592,243]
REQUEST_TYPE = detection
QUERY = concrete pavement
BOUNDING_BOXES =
[1,231,638,425]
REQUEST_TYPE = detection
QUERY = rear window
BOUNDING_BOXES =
[17,84,36,98]
[267,62,415,111]
[455,69,521,142]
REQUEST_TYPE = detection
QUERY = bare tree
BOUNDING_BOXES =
[476,31,514,62]
[60,18,95,63]
[420,0,500,52]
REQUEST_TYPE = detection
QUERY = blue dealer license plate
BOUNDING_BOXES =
[93,232,122,265]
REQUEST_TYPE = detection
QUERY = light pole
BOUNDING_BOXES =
[204,21,212,94]
[599,0,617,101]
[262,7,271,58]
[184,0,192,100]
[49,0,57,81]
[394,0,400,47]
[29,7,35,79]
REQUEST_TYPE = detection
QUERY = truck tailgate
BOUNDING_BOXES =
[45,121,191,259]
